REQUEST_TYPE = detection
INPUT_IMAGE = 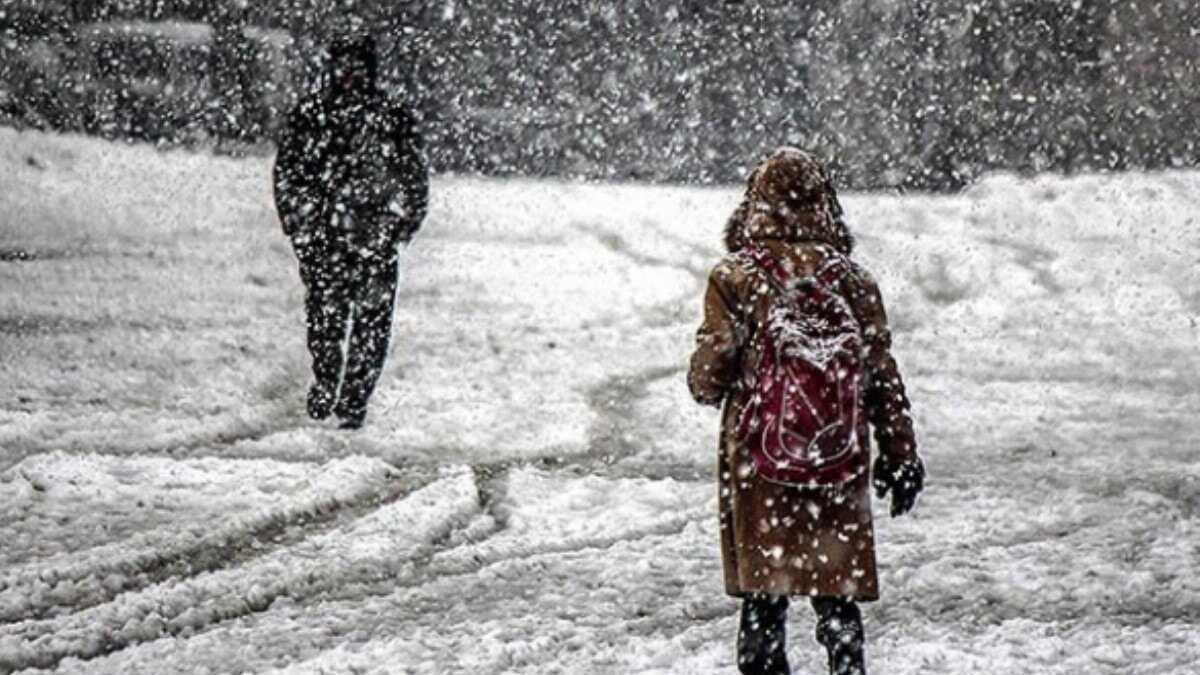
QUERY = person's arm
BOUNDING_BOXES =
[846,264,924,516]
[688,261,744,407]
[847,265,917,462]
[271,104,323,239]
[383,102,429,244]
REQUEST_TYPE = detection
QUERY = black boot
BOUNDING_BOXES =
[737,594,791,675]
[334,402,367,430]
[307,382,336,421]
[812,597,866,675]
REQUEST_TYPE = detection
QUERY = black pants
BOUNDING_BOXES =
[297,239,399,420]
[738,595,865,675]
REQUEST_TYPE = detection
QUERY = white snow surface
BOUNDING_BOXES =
[0,452,396,622]
[1,127,1198,673]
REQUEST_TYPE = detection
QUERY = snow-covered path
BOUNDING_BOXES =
[1,128,1198,673]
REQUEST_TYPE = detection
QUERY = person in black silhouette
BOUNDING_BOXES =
[272,33,428,429]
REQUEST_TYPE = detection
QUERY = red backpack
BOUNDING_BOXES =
[734,245,866,488]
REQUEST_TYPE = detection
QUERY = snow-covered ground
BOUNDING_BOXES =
[1,127,1198,674]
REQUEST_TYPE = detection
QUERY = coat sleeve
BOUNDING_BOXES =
[845,265,919,464]
[384,103,430,244]
[271,104,322,239]
[688,262,743,407]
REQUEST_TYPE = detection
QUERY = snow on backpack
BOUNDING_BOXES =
[734,245,866,488]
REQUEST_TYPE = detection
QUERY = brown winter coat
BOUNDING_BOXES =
[688,151,917,601]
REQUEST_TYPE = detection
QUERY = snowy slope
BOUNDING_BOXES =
[1,127,1198,673]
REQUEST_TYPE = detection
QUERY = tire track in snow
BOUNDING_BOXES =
[315,449,713,611]
[572,223,709,477]
[168,364,313,456]
[264,551,722,675]
[0,468,479,673]
[1,361,312,472]
[85,501,711,674]
[324,503,705,607]
[395,223,710,505]
[583,365,685,469]
[638,219,723,269]
[0,456,418,625]
[242,469,712,669]
[573,223,708,331]
[979,235,1065,295]
[247,487,720,675]
[585,227,708,282]
[39,511,714,675]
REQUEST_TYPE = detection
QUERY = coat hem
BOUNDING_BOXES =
[724,588,880,602]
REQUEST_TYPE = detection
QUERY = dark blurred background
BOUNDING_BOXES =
[1,0,1196,190]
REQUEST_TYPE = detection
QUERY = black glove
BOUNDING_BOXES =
[873,455,925,518]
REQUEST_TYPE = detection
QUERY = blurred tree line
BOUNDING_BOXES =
[1,0,1196,189]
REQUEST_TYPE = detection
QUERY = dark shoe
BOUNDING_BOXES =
[307,384,336,421]
[813,598,866,675]
[738,594,791,675]
[336,408,367,430]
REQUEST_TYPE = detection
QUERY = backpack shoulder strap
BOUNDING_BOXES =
[740,245,793,292]
[814,248,851,288]
[744,244,851,291]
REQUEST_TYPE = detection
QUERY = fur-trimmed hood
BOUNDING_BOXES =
[724,147,854,255]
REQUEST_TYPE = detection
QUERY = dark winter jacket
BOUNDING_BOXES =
[272,38,428,258]
[688,147,919,600]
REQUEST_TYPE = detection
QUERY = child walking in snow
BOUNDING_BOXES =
[687,147,925,675]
